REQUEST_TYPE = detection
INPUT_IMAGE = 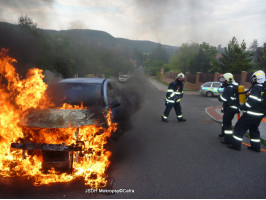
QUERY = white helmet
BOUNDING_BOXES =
[251,70,265,84]
[223,73,234,83]
[177,72,185,79]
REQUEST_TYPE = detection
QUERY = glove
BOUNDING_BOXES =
[172,95,179,102]
[221,108,224,113]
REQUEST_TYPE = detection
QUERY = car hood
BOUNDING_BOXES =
[21,109,96,128]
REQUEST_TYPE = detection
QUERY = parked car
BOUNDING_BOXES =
[199,81,224,97]
[118,75,129,83]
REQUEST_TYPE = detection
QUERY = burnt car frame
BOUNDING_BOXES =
[11,78,121,172]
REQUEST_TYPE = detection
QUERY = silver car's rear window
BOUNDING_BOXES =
[203,83,212,87]
[212,83,221,87]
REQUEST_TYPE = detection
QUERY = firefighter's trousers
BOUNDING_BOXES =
[163,102,183,119]
[231,113,263,150]
[222,107,238,143]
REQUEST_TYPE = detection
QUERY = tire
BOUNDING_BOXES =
[206,91,213,97]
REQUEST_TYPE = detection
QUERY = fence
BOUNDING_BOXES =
[199,73,214,83]
[245,72,253,82]
[186,74,196,84]
[161,71,252,90]
[233,74,241,84]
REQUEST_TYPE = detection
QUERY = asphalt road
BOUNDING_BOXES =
[1,69,266,198]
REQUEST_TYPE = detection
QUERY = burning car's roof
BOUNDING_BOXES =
[59,78,106,84]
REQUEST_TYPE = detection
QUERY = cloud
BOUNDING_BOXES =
[0,0,54,27]
[0,0,265,47]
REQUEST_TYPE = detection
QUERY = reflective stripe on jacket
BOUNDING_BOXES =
[165,80,184,103]
[244,84,265,117]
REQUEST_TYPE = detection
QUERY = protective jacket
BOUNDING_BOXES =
[218,83,239,111]
[165,80,184,104]
[242,83,265,117]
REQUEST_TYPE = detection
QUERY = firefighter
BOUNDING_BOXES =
[161,73,186,122]
[228,70,265,152]
[218,73,240,144]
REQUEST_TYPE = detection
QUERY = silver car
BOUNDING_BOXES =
[199,82,224,97]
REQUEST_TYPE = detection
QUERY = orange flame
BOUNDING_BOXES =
[0,48,117,188]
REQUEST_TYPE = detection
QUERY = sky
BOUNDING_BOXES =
[0,0,266,47]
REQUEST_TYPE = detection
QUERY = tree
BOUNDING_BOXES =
[256,43,266,71]
[249,39,259,68]
[18,15,38,30]
[219,37,252,74]
[145,44,169,76]
[189,42,218,74]
[151,43,169,63]
[249,39,258,52]
[133,48,145,66]
[167,42,199,73]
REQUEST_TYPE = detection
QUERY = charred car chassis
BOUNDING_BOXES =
[11,109,96,172]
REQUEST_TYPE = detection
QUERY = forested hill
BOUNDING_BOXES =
[0,21,177,79]
[46,29,178,55]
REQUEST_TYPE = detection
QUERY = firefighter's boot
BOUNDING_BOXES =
[247,146,260,152]
[161,116,168,123]
[218,127,225,137]
[178,118,186,122]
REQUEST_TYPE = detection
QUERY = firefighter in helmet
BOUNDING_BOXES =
[161,73,186,122]
[218,73,240,144]
[228,70,265,152]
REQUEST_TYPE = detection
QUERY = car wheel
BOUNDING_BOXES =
[206,91,213,97]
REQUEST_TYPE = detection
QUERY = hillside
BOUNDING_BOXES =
[0,21,178,78]
[46,29,178,55]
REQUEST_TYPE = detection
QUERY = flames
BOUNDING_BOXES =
[0,48,117,188]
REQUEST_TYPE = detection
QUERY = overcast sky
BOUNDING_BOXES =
[0,0,266,47]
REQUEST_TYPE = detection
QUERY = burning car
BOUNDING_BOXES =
[46,77,121,116]
[0,49,117,189]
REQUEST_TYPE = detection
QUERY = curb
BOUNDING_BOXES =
[148,78,167,92]
[205,106,223,123]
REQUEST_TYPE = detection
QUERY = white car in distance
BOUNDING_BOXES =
[119,75,129,83]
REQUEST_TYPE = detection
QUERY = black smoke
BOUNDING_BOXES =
[111,79,142,138]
